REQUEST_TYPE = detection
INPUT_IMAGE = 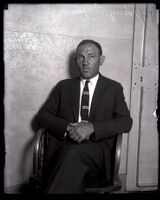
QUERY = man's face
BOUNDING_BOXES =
[75,43,105,79]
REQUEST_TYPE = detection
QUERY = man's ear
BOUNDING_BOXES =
[100,55,105,65]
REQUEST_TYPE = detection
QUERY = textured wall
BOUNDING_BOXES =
[4,4,134,189]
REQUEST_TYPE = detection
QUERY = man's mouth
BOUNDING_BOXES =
[82,68,90,71]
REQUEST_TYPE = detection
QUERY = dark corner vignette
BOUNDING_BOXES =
[0,1,6,195]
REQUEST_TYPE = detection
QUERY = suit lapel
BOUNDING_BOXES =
[89,74,107,120]
[69,78,80,122]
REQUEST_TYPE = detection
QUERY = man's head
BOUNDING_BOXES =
[75,40,105,79]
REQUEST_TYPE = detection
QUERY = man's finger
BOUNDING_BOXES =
[68,127,75,134]
[73,135,81,142]
[77,138,83,143]
[70,123,78,127]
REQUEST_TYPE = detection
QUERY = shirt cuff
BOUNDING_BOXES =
[64,132,68,138]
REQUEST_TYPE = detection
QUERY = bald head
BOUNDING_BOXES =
[76,40,103,56]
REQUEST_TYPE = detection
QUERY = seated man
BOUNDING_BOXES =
[36,39,133,193]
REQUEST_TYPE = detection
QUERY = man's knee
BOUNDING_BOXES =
[61,145,89,164]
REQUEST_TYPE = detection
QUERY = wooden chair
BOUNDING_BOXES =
[30,128,122,193]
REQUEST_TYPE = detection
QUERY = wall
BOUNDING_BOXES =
[4,3,158,192]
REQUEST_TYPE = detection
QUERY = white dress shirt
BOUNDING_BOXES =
[78,74,99,122]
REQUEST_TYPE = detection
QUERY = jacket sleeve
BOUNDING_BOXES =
[92,84,133,141]
[36,81,69,139]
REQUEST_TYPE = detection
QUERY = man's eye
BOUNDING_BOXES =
[89,55,95,58]
[78,55,83,60]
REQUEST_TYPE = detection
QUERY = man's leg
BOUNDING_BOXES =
[44,141,105,194]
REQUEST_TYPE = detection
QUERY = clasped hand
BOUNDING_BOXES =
[66,121,94,143]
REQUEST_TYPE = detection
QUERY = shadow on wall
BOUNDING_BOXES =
[68,50,80,78]
[19,50,80,187]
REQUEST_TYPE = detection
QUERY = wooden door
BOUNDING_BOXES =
[126,4,159,191]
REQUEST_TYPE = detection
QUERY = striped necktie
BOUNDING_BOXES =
[81,80,90,122]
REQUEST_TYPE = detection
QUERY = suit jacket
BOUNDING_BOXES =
[37,73,132,182]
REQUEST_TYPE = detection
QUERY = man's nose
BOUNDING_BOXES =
[83,57,89,65]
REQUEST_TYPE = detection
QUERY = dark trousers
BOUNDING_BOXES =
[42,136,106,194]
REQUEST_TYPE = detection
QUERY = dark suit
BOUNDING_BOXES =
[37,73,132,193]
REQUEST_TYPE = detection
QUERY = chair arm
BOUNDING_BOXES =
[32,128,48,178]
[85,134,123,193]
[113,133,122,188]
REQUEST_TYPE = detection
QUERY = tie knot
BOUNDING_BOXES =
[85,80,90,85]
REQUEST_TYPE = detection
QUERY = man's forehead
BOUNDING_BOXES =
[76,43,99,53]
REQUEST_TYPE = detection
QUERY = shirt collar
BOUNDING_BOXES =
[80,73,99,86]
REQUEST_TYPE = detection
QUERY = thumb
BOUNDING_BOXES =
[70,122,78,126]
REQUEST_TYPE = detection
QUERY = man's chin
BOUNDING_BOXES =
[81,73,98,79]
[80,73,91,79]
